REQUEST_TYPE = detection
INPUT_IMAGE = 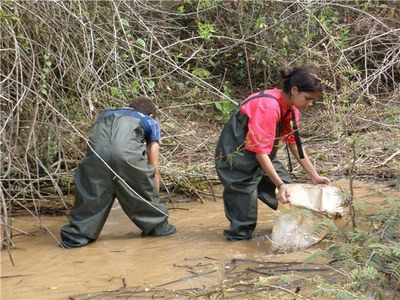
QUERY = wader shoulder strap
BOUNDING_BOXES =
[240,90,281,149]
[240,90,277,107]
[285,108,305,173]
[291,109,304,159]
[240,91,288,162]
[98,108,136,121]
[240,90,305,171]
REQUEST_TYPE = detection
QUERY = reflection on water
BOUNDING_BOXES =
[1,180,397,299]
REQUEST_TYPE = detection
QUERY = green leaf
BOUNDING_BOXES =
[177,5,185,13]
[136,38,146,48]
[120,18,129,27]
[192,68,211,78]
[130,80,140,92]
[147,80,155,89]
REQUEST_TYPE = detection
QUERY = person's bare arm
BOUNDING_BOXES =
[147,141,161,192]
[256,153,290,204]
[288,143,331,185]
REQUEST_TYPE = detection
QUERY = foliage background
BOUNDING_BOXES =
[1,0,399,229]
[1,1,399,298]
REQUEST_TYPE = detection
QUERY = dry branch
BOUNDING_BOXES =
[1,0,399,249]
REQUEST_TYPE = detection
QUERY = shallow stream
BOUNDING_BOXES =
[1,180,398,299]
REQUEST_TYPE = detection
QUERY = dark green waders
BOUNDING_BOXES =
[215,108,292,241]
[60,114,176,248]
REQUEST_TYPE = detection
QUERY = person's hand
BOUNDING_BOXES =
[276,184,290,204]
[311,176,331,185]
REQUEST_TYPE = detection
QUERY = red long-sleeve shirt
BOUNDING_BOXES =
[240,88,300,154]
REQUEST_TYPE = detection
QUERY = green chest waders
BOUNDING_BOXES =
[60,113,176,248]
[215,92,293,240]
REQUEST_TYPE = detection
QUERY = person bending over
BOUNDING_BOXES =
[215,65,330,241]
[60,97,176,248]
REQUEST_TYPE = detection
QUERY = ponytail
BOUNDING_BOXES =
[278,65,323,94]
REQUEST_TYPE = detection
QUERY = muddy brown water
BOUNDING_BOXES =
[1,180,398,299]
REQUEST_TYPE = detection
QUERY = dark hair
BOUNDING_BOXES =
[278,65,323,94]
[128,97,157,117]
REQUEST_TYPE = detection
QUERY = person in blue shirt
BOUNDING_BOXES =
[60,97,176,248]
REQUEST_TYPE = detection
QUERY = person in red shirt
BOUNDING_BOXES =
[215,65,331,241]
